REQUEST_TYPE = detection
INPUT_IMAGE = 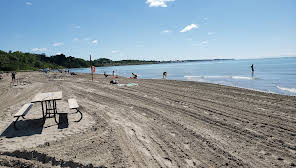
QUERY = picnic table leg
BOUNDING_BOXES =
[41,102,45,119]
[49,100,54,117]
[50,101,53,117]
[13,116,20,129]
[53,100,59,124]
[45,101,48,117]
[46,101,50,117]
[75,109,83,122]
[46,101,52,117]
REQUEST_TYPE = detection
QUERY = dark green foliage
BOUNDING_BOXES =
[0,50,62,71]
[0,50,159,71]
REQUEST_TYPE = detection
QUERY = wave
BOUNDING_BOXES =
[184,75,256,80]
[276,86,296,93]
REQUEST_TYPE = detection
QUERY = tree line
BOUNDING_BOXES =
[0,50,158,71]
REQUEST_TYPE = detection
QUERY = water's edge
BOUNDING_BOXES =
[77,72,296,97]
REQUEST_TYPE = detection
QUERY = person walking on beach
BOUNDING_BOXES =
[251,64,254,72]
[11,72,16,82]
[163,72,167,79]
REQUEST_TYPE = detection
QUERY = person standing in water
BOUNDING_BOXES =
[163,72,167,79]
[251,64,254,78]
[251,64,254,72]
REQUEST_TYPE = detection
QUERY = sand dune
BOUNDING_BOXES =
[0,72,295,168]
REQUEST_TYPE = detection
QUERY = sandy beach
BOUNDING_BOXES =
[0,72,295,168]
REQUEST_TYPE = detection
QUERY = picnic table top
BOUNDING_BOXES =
[31,91,62,103]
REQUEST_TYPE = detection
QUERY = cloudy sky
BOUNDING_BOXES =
[0,0,295,60]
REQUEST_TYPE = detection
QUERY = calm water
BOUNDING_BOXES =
[71,57,296,96]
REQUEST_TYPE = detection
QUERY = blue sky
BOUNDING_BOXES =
[0,0,295,61]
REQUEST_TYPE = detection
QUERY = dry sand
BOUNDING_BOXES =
[0,72,295,168]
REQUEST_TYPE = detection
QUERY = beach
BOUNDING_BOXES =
[0,72,295,167]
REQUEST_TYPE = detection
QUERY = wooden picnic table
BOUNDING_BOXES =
[31,91,62,123]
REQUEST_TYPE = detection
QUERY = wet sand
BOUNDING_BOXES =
[0,72,295,168]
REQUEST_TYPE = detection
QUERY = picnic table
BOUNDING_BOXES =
[31,91,62,123]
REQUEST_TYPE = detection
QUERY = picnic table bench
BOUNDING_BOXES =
[14,103,33,129]
[12,94,82,129]
[68,99,83,122]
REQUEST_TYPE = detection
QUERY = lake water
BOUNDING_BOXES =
[71,57,296,96]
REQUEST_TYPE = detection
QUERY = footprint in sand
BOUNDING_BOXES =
[129,128,135,135]
[163,157,173,167]
[185,159,200,167]
[183,142,190,150]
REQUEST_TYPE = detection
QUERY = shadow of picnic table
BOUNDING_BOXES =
[0,118,44,138]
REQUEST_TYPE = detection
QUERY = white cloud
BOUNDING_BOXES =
[55,53,62,55]
[180,24,199,33]
[111,50,120,54]
[73,38,79,41]
[146,0,174,7]
[25,2,32,6]
[74,25,81,29]
[208,32,216,35]
[32,48,46,52]
[52,42,64,47]
[162,30,170,33]
[84,37,90,41]
[92,40,98,44]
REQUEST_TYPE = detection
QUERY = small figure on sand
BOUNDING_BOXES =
[104,72,108,78]
[110,79,118,84]
[132,73,137,79]
[11,72,16,82]
[251,64,254,72]
[112,70,118,79]
[163,72,167,79]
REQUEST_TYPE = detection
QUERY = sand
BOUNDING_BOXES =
[0,72,295,168]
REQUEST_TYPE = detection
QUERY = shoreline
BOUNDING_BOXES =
[0,72,295,167]
[80,72,296,97]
